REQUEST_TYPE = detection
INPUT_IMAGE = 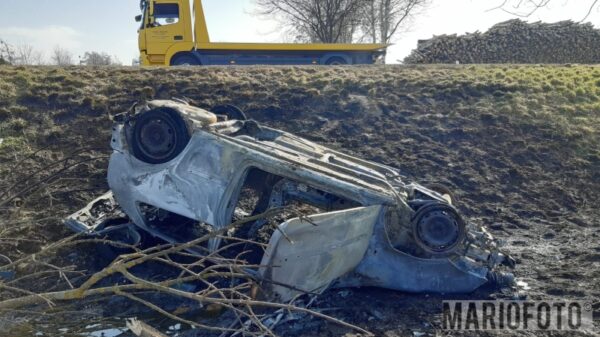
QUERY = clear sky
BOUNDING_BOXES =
[0,0,598,65]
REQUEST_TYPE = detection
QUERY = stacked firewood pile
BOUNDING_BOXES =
[404,19,600,64]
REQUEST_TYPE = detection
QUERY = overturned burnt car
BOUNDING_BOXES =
[66,100,515,302]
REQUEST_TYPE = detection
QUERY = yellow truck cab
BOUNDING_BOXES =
[136,0,388,66]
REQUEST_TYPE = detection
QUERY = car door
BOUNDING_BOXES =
[259,205,383,302]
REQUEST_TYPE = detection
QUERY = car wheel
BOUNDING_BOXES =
[131,108,191,164]
[411,202,466,256]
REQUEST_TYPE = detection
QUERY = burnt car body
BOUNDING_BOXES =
[66,100,515,302]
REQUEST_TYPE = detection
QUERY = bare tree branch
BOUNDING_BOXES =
[256,0,365,43]
[492,0,599,21]
[51,46,74,66]
[0,39,15,64]
[582,0,600,20]
[81,51,120,66]
[0,207,373,336]
[256,0,429,44]
[14,44,44,65]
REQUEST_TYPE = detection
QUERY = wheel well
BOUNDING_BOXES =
[322,54,351,65]
[170,52,200,66]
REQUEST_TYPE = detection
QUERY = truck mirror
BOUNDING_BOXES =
[135,15,142,22]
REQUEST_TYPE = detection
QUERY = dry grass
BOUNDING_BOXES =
[0,64,599,336]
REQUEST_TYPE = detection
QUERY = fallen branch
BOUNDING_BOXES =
[0,206,373,336]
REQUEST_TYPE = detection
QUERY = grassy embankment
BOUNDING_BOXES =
[0,65,598,335]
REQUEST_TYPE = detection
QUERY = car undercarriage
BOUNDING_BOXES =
[66,99,516,302]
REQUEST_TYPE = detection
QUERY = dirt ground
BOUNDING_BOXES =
[0,65,598,336]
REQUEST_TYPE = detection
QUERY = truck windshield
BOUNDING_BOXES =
[154,4,180,26]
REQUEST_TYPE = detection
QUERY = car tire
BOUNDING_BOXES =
[411,202,466,256]
[131,108,191,164]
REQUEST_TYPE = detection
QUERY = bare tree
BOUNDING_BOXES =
[492,0,599,21]
[256,0,429,44]
[51,46,74,66]
[80,51,115,66]
[0,39,15,65]
[256,0,365,43]
[14,44,44,65]
[360,0,430,44]
[111,55,123,66]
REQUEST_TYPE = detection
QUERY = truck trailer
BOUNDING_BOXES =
[136,0,388,66]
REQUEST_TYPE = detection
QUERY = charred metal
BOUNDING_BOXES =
[66,99,516,302]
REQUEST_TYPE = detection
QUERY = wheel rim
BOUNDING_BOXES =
[137,117,178,161]
[412,203,466,255]
[416,210,460,251]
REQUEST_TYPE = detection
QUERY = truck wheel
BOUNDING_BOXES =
[325,57,348,65]
[171,54,199,66]
[131,108,191,164]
